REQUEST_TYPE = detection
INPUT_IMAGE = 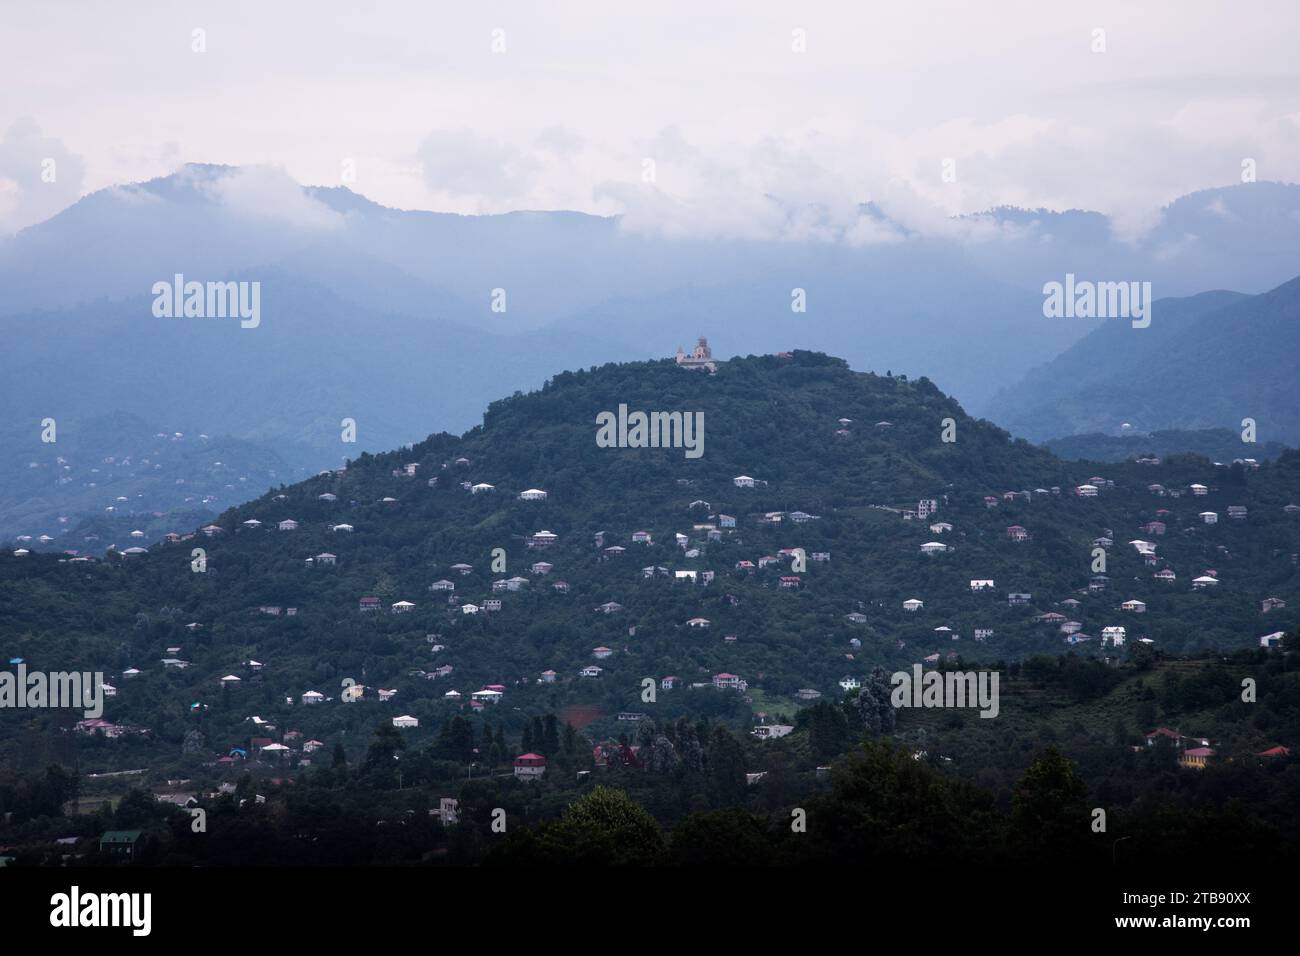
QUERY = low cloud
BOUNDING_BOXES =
[417,129,540,201]
[199,165,344,230]
[0,118,86,235]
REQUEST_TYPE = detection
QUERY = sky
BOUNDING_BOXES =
[1,0,1298,239]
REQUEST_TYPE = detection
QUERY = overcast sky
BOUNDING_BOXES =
[2,0,1298,238]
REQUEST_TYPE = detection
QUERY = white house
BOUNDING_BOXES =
[1192,575,1219,589]
[1121,599,1147,613]
[1200,511,1218,524]
[1260,631,1286,649]
[470,483,495,495]
[902,598,924,612]
[278,519,299,531]
[301,690,325,704]
[518,489,548,501]
[733,475,756,488]
[393,715,419,728]
[920,541,949,555]
[970,579,995,591]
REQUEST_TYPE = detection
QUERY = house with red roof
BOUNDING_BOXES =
[513,753,546,781]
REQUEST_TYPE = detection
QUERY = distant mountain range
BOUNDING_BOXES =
[3,165,1299,540]
[987,276,1300,445]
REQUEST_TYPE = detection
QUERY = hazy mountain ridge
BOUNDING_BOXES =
[988,276,1300,443]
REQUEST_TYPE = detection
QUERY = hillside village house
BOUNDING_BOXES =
[318,492,337,502]
[531,562,553,575]
[752,724,794,739]
[313,552,337,566]
[733,475,756,488]
[429,579,455,592]
[713,672,747,691]
[278,519,298,531]
[903,598,924,612]
[660,676,680,690]
[518,488,548,500]
[539,670,557,684]
[393,715,419,728]
[528,530,558,549]
[1006,525,1029,542]
[597,601,623,614]
[1190,483,1208,496]
[1200,511,1218,524]
[839,676,861,691]
[1192,576,1219,589]
[779,576,801,589]
[1261,597,1287,612]
[632,530,653,544]
[1121,599,1147,613]
[592,646,613,659]
[460,603,480,615]
[580,665,603,678]
[1228,506,1248,520]
[514,753,547,781]
[358,596,381,612]
[1008,593,1031,606]
[301,691,325,705]
[687,617,711,628]
[470,483,495,494]
[974,628,994,641]
[552,580,570,593]
[1155,569,1177,582]
[970,579,995,591]
[391,600,415,613]
[1260,631,1285,648]
[930,522,953,534]
[450,563,473,575]
[847,612,868,624]
[920,541,949,555]
[1075,484,1098,497]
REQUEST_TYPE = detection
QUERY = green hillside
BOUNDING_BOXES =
[2,350,1299,868]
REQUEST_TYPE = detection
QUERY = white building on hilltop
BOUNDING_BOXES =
[675,335,717,372]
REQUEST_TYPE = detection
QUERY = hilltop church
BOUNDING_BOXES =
[675,336,716,373]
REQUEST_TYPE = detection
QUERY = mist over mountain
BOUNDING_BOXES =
[4,165,1300,412]
[987,276,1300,444]
[3,165,1300,541]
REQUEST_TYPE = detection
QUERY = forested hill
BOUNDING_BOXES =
[2,350,1299,764]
